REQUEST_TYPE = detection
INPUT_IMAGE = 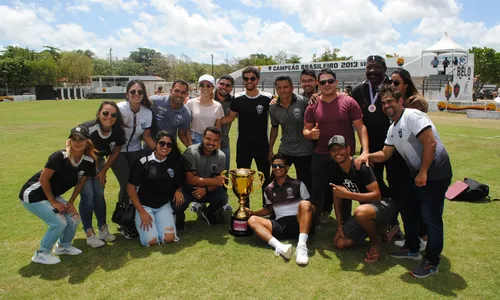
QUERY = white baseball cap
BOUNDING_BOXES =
[198,74,215,87]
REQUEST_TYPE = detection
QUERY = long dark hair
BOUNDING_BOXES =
[126,79,152,109]
[391,68,420,100]
[96,100,125,137]
[155,130,182,161]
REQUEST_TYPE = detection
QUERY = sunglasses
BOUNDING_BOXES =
[319,78,336,86]
[102,110,118,118]
[129,89,144,95]
[158,141,173,148]
[391,80,401,87]
[367,55,386,64]
[243,77,257,82]
[218,82,232,88]
[199,83,213,88]
[272,163,286,169]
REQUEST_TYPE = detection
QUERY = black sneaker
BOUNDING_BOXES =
[390,248,422,260]
[201,211,218,226]
[410,258,439,278]
[121,224,138,239]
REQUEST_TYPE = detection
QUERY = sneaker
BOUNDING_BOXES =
[201,211,218,226]
[222,203,233,211]
[274,244,293,260]
[295,245,309,265]
[319,212,331,224]
[53,244,83,256]
[31,251,61,265]
[410,258,439,278]
[390,248,422,260]
[190,202,206,216]
[121,225,138,239]
[87,233,105,248]
[394,238,427,251]
[98,225,116,242]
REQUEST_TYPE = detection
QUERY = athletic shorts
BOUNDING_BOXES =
[271,215,299,239]
[343,198,396,245]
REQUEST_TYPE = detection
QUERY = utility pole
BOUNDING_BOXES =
[211,54,214,76]
[109,48,113,74]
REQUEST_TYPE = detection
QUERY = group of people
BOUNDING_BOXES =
[19,55,452,279]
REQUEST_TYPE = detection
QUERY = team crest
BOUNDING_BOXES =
[293,108,301,118]
[78,170,85,180]
[140,121,146,130]
[211,164,218,173]
[109,141,116,152]
[398,128,402,138]
[256,105,264,114]
[286,187,294,198]
[225,108,230,115]
[167,168,175,178]
[174,114,183,125]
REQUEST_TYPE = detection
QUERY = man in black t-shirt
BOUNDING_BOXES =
[221,67,272,206]
[329,135,395,263]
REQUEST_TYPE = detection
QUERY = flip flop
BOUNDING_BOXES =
[364,251,380,263]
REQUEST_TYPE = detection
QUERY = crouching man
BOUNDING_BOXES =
[246,154,313,265]
[329,135,396,263]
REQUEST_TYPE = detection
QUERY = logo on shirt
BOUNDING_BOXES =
[225,108,230,115]
[174,114,183,125]
[398,128,402,138]
[78,170,85,181]
[140,121,146,130]
[286,187,294,198]
[167,168,175,178]
[293,108,301,119]
[343,179,360,193]
[211,164,218,173]
[256,105,264,115]
[109,141,116,152]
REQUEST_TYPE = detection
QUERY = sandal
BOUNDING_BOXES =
[364,251,381,263]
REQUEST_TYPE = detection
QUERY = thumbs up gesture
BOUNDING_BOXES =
[311,123,320,140]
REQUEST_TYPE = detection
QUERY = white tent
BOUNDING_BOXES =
[422,32,467,56]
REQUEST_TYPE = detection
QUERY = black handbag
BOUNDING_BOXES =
[111,201,135,225]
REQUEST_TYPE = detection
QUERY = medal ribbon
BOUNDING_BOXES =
[368,81,378,105]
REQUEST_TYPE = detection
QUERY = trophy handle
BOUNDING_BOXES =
[221,170,232,190]
[251,171,265,192]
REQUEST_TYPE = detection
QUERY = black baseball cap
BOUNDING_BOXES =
[328,135,348,150]
[68,125,90,139]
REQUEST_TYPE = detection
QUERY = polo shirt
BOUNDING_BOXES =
[117,101,152,152]
[214,91,233,149]
[150,95,192,142]
[183,144,226,178]
[263,176,310,220]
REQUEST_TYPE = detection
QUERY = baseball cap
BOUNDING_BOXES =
[198,74,216,87]
[328,135,348,150]
[68,125,90,139]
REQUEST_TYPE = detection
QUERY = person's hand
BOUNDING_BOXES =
[330,183,350,199]
[310,123,320,140]
[97,170,107,187]
[270,96,277,105]
[334,228,345,247]
[244,207,252,215]
[354,153,370,170]
[268,150,275,163]
[65,202,77,214]
[214,176,225,186]
[139,210,153,231]
[192,187,207,200]
[51,201,66,213]
[173,190,184,207]
[308,93,319,106]
[415,171,427,187]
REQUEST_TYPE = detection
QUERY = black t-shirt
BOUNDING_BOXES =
[19,150,96,203]
[351,81,391,153]
[331,161,377,198]
[128,153,184,209]
[81,120,126,157]
[230,91,273,147]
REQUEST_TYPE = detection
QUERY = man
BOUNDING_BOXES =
[430,56,439,68]
[221,66,273,206]
[303,68,369,224]
[150,79,192,147]
[247,154,313,265]
[300,68,317,101]
[329,135,395,263]
[368,85,452,278]
[214,74,234,171]
[442,57,450,74]
[269,76,314,191]
[176,127,227,228]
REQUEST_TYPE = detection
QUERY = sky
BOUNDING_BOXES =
[0,0,499,64]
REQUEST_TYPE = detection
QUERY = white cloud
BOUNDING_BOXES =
[98,16,107,25]
[190,0,220,17]
[67,3,90,12]
[240,0,262,8]
[382,0,461,23]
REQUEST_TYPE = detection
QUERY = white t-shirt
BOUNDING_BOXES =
[117,101,153,152]
[186,98,224,134]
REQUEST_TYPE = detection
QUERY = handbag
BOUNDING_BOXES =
[111,201,135,225]
[446,177,490,202]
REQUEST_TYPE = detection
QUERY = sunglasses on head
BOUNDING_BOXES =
[199,83,213,88]
[319,78,336,86]
[158,141,173,148]
[218,82,232,88]
[243,76,257,82]
[102,110,118,118]
[272,163,286,169]
[129,89,144,95]
[367,55,386,64]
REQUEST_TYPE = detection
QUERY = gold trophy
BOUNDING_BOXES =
[221,168,264,236]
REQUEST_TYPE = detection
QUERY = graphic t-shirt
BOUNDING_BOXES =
[81,119,126,157]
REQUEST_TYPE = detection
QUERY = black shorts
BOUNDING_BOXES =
[271,215,299,239]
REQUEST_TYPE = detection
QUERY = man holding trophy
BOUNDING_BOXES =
[245,154,313,266]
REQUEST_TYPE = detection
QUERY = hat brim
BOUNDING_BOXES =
[328,143,348,150]
[69,133,89,140]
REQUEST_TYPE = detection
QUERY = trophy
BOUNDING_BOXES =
[221,168,264,236]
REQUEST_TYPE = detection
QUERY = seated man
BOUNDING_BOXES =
[246,154,313,266]
[329,135,396,263]
[176,127,226,228]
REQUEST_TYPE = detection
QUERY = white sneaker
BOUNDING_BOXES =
[394,237,427,251]
[295,245,309,266]
[190,202,206,216]
[31,251,61,265]
[98,225,116,242]
[274,244,292,260]
[53,244,83,256]
[222,203,233,211]
[87,233,105,248]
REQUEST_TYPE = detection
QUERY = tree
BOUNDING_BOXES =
[312,46,352,62]
[41,46,61,62]
[76,49,96,60]
[59,52,93,86]
[114,58,144,76]
[1,46,35,60]
[469,47,500,101]
[286,54,302,64]
[385,53,400,58]
[28,57,59,85]
[275,50,288,64]
[0,57,32,93]
[92,58,112,76]
[129,48,158,71]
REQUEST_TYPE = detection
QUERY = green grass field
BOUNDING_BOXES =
[0,100,499,299]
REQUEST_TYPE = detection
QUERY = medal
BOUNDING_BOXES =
[368,104,376,113]
[368,81,379,113]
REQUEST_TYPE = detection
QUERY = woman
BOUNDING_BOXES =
[186,74,224,144]
[80,101,126,247]
[126,131,185,247]
[390,68,425,108]
[19,125,97,264]
[111,79,156,239]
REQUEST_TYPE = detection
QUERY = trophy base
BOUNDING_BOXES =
[229,216,253,237]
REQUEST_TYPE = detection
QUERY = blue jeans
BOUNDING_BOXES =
[191,131,203,144]
[22,197,81,253]
[79,158,106,233]
[401,177,451,266]
[135,202,177,247]
[221,146,230,172]
[175,185,228,224]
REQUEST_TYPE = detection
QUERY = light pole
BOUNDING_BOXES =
[211,54,214,77]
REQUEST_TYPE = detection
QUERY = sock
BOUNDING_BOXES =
[298,233,308,247]
[268,237,283,250]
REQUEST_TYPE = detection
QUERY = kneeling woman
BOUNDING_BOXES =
[127,131,185,246]
[19,126,97,264]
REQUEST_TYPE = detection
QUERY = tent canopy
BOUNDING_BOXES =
[422,32,467,55]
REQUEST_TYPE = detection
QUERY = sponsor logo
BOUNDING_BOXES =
[256,105,264,114]
[78,170,85,180]
[167,168,175,178]
[109,141,116,152]
[398,128,402,138]
[293,108,301,118]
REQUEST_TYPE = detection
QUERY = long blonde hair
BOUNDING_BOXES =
[65,139,98,167]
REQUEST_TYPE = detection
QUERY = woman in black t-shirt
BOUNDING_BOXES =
[79,101,126,248]
[19,125,97,264]
[127,131,185,247]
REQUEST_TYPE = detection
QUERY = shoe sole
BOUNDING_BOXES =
[411,269,438,278]
[88,242,106,248]
[296,258,309,266]
[281,246,292,260]
[32,257,60,264]
[99,236,117,242]
[390,254,422,260]
[53,251,82,256]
